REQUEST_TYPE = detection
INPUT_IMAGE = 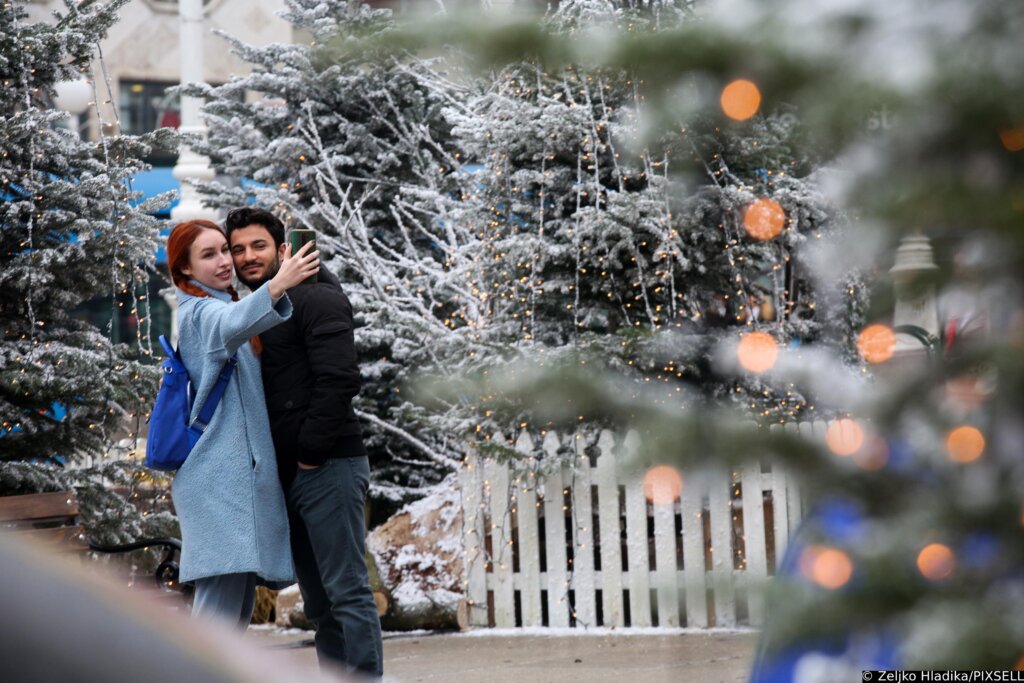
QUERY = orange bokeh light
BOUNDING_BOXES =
[743,198,786,240]
[945,374,991,412]
[737,332,778,373]
[721,79,762,121]
[799,545,854,590]
[999,128,1024,152]
[853,436,889,471]
[643,465,683,505]
[946,425,985,463]
[917,543,955,581]
[825,418,865,456]
[857,324,896,364]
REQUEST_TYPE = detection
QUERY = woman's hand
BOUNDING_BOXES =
[268,241,320,300]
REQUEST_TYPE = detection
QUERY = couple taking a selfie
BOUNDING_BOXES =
[163,208,383,679]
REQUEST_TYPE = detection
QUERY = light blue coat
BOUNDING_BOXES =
[171,281,295,585]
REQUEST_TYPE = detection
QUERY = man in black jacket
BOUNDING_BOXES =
[227,208,383,678]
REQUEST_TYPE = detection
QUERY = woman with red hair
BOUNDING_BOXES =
[165,219,318,626]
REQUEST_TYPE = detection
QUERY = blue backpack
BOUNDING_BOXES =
[145,335,238,471]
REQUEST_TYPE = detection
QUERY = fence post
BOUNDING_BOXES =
[569,435,597,627]
[486,440,515,627]
[622,431,652,627]
[596,430,624,628]
[681,475,708,627]
[514,431,543,627]
[542,431,570,627]
[741,462,768,626]
[653,484,680,627]
[770,425,791,566]
[460,446,488,627]
[708,469,736,627]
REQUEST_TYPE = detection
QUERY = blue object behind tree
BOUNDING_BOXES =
[749,500,902,682]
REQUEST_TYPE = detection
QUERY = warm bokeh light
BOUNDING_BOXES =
[743,198,786,240]
[857,324,896,364]
[799,545,854,590]
[945,373,993,412]
[946,425,985,463]
[999,127,1024,152]
[825,418,865,456]
[737,332,778,373]
[721,79,761,121]
[643,465,683,505]
[917,543,955,581]
[1014,656,1024,671]
[853,436,889,471]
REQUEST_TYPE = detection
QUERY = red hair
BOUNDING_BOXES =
[167,220,262,355]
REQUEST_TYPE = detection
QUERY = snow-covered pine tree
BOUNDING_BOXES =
[0,0,174,544]
[445,0,861,446]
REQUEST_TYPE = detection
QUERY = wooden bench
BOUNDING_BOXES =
[0,491,189,599]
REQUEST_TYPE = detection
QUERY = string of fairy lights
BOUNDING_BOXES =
[89,32,160,456]
[3,2,47,437]
[467,67,820,427]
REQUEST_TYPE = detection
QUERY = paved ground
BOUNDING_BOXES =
[246,627,757,683]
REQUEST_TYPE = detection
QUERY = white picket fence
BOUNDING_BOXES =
[459,424,812,629]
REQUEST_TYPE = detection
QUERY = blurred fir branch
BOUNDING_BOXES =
[402,0,1024,670]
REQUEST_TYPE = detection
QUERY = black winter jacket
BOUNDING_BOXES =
[258,269,365,486]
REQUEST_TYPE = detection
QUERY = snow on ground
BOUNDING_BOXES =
[248,624,309,636]
[453,626,757,637]
[250,624,755,638]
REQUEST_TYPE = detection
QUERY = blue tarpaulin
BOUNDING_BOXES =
[129,167,179,265]
[130,167,179,219]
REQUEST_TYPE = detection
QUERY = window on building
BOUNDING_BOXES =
[119,80,179,165]
[119,80,180,136]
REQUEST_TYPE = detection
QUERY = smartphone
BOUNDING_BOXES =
[288,229,318,284]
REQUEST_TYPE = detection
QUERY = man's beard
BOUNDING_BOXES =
[236,261,280,290]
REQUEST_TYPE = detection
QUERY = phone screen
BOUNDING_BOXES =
[288,229,318,284]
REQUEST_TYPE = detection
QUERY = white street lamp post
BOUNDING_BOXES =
[171,0,217,224]
[889,233,940,370]
[168,0,218,337]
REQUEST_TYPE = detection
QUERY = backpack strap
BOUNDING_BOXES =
[159,335,177,360]
[187,354,239,437]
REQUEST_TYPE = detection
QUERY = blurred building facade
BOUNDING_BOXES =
[27,0,293,153]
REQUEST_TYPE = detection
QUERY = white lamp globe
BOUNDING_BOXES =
[54,79,92,114]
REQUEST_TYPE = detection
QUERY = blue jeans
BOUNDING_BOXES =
[191,572,258,628]
[286,457,383,678]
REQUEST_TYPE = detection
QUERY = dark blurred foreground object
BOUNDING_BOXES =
[0,491,189,603]
[0,532,351,683]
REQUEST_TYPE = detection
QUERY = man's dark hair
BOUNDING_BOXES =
[225,207,286,247]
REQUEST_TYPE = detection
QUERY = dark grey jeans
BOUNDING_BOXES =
[286,456,383,678]
[191,572,258,629]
